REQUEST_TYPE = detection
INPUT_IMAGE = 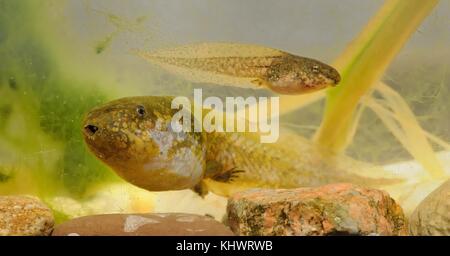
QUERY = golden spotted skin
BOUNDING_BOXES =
[83,97,402,197]
[83,97,206,191]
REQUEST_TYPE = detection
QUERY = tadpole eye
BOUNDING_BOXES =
[136,105,146,117]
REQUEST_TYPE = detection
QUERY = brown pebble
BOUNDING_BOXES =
[52,213,234,236]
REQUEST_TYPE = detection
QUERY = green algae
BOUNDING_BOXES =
[0,0,118,198]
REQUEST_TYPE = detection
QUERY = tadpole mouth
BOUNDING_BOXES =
[333,72,341,85]
[330,68,341,86]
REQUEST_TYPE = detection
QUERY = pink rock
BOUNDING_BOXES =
[227,183,408,236]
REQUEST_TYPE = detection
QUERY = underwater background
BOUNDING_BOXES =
[0,0,449,223]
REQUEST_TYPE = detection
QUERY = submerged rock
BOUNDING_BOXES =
[52,213,233,236]
[227,183,408,236]
[0,195,54,236]
[410,179,450,236]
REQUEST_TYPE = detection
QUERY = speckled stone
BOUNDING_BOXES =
[0,195,54,236]
[52,213,234,236]
[410,179,450,236]
[227,183,408,236]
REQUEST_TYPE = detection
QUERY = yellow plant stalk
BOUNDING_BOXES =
[313,0,439,155]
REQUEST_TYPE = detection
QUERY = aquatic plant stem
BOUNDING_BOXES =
[313,0,439,153]
[364,82,446,178]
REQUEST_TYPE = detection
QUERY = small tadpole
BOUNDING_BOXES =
[8,76,17,90]
[0,167,12,183]
[0,173,11,182]
[90,8,149,55]
[95,32,116,54]
[0,105,12,119]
